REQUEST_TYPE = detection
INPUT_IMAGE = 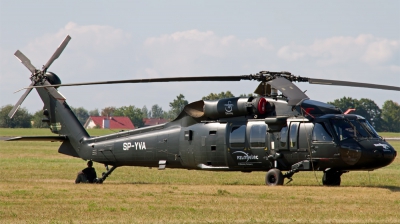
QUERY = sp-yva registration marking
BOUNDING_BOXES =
[123,142,146,150]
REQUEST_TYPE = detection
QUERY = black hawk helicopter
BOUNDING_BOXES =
[7,35,398,186]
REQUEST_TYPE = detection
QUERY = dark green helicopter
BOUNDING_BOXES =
[7,35,398,186]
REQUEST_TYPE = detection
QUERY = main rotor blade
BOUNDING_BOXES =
[23,75,249,88]
[253,82,271,96]
[308,78,400,91]
[14,50,37,73]
[43,80,66,102]
[42,35,71,71]
[8,81,34,118]
[268,77,309,105]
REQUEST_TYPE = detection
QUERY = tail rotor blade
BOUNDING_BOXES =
[42,35,71,71]
[14,50,37,73]
[8,81,35,118]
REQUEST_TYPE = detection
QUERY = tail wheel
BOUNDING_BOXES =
[265,168,284,186]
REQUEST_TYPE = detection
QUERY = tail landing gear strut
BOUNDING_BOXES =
[95,165,117,184]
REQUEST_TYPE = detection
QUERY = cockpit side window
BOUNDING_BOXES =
[312,123,333,142]
[330,119,356,140]
[349,120,370,138]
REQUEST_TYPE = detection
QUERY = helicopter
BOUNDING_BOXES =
[7,35,398,186]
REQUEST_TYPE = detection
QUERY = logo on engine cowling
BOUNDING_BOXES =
[224,101,234,115]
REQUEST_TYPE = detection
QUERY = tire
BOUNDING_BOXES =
[265,168,284,186]
[322,170,342,186]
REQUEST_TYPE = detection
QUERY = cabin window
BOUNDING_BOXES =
[298,123,314,149]
[312,123,333,142]
[289,122,299,148]
[280,127,288,148]
[249,124,267,148]
[229,125,246,148]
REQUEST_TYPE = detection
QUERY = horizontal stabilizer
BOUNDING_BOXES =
[6,136,67,142]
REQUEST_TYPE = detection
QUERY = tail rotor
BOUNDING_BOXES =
[8,35,71,118]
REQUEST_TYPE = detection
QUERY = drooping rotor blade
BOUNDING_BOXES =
[308,78,400,91]
[42,35,71,71]
[22,75,250,89]
[14,50,37,73]
[43,80,66,102]
[254,82,271,96]
[8,81,35,118]
[268,77,309,105]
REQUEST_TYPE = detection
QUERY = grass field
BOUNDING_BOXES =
[0,130,399,223]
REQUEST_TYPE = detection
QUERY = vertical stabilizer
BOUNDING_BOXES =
[37,87,89,153]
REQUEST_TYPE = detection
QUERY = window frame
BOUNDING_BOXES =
[249,124,267,149]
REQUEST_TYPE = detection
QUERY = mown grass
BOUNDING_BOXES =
[381,132,400,138]
[0,137,399,223]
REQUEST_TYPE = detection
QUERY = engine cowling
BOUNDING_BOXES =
[203,97,274,119]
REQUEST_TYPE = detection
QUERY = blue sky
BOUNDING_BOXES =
[1,1,399,113]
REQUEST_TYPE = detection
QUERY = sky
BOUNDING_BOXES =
[1,1,399,114]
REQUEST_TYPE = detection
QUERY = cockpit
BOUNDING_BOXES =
[329,117,380,141]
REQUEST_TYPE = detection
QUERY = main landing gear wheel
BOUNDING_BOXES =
[265,168,284,186]
[322,169,342,186]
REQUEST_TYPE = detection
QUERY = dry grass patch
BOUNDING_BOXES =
[0,140,399,223]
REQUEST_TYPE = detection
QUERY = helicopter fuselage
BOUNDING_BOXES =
[74,99,396,175]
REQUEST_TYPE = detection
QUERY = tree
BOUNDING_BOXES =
[162,110,176,121]
[381,100,400,132]
[141,106,150,118]
[0,104,32,128]
[169,94,188,119]
[239,93,256,98]
[327,97,357,113]
[114,105,144,128]
[101,107,116,117]
[89,108,99,116]
[70,107,89,126]
[202,91,235,100]
[358,98,383,131]
[151,104,164,118]
[31,110,48,128]
[328,97,384,131]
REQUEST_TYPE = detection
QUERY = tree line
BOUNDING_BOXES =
[1,93,399,132]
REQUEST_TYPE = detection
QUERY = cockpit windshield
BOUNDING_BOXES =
[330,118,379,141]
[360,120,380,138]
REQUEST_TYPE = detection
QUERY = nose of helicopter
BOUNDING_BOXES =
[358,141,397,169]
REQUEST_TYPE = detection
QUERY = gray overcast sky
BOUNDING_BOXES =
[1,1,399,113]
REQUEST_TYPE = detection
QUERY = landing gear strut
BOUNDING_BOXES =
[95,165,117,184]
[265,160,312,186]
[322,169,343,186]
